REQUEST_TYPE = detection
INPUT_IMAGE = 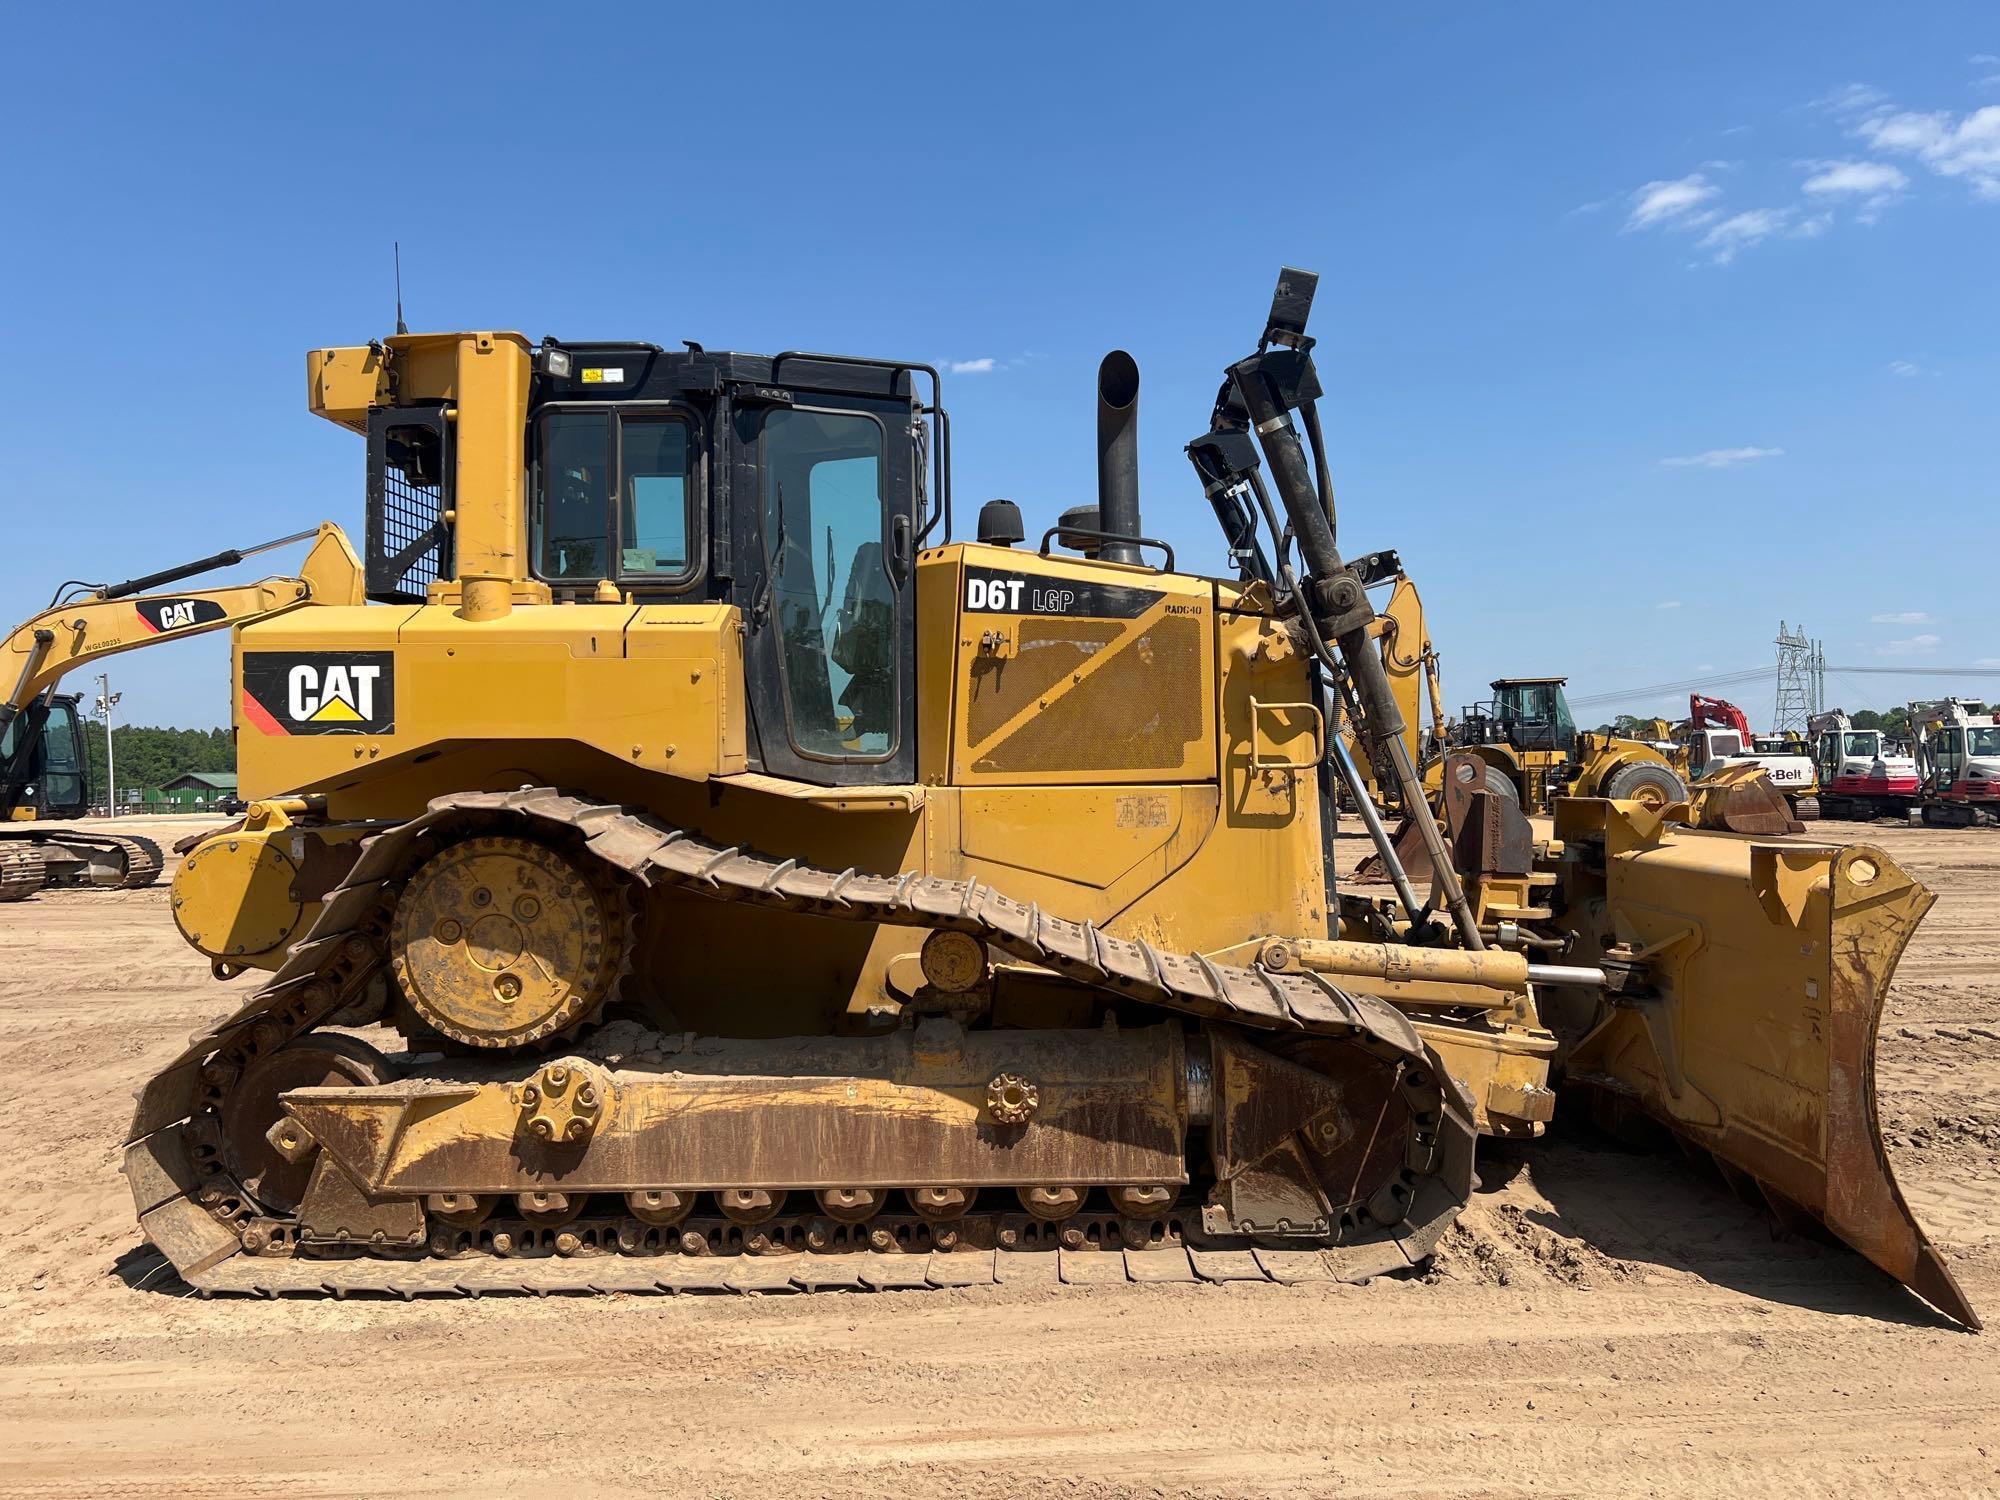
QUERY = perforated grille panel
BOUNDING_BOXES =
[365,407,454,603]
[971,616,1204,774]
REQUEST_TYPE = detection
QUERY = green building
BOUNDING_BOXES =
[157,769,238,809]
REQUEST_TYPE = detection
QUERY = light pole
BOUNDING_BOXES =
[94,673,122,817]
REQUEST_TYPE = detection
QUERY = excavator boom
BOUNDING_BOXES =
[1,524,360,898]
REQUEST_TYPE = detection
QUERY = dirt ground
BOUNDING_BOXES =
[1,816,1995,1498]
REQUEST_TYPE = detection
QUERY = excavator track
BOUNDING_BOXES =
[0,830,162,895]
[0,843,48,902]
[126,787,1475,1298]
[105,832,165,888]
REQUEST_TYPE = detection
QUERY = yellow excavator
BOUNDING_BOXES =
[1,527,363,899]
[101,271,1970,1328]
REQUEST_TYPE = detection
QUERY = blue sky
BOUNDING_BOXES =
[3,5,1995,732]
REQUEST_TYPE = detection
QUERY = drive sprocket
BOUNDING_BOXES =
[388,834,627,1049]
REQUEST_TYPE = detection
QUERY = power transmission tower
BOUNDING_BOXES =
[1774,622,1813,735]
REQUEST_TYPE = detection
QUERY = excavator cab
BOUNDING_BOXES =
[0,692,89,819]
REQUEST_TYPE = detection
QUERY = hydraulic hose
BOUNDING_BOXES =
[1232,360,1485,950]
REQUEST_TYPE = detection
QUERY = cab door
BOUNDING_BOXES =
[736,392,918,786]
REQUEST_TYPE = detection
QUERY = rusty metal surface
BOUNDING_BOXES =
[1679,762,1806,835]
[218,1034,387,1212]
[295,1154,426,1251]
[286,1020,1187,1195]
[1205,1030,1433,1239]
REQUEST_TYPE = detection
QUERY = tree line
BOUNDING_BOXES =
[75,719,233,799]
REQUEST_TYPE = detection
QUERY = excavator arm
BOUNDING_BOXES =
[1,523,361,813]
[1688,693,1753,738]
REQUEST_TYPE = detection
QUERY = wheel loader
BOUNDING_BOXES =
[101,270,1972,1327]
[1439,677,1688,815]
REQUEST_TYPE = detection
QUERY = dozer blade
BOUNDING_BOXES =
[1556,801,1978,1329]
[1671,761,1804,836]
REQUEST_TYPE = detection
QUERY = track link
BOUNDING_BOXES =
[0,830,162,894]
[111,833,165,888]
[125,787,1476,1297]
[0,843,48,902]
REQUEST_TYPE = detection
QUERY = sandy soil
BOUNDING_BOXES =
[0,817,1995,1498]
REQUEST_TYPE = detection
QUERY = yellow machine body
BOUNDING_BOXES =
[111,310,1975,1328]
[218,542,1326,1030]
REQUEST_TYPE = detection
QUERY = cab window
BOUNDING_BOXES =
[537,410,610,580]
[534,408,697,585]
[761,408,898,760]
[620,419,691,576]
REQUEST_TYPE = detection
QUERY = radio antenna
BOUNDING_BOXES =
[394,242,408,335]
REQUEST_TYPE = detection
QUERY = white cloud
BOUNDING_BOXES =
[1626,173,1721,230]
[1876,633,1942,656]
[1871,610,1933,624]
[1661,445,1784,469]
[1656,600,1684,610]
[1817,82,1891,115]
[1975,657,2000,668]
[1853,104,2000,201]
[1887,359,1925,378]
[1802,159,1908,201]
[948,357,996,375]
[1698,207,1791,262]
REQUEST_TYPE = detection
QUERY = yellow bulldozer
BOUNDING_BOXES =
[46,270,1966,1325]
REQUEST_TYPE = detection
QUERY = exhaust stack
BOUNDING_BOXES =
[1095,350,1142,565]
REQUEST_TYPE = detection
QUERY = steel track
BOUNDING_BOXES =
[125,786,1476,1297]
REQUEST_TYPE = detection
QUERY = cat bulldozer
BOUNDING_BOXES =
[114,271,1974,1328]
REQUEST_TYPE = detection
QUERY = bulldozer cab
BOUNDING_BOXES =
[358,342,930,788]
[0,693,89,820]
